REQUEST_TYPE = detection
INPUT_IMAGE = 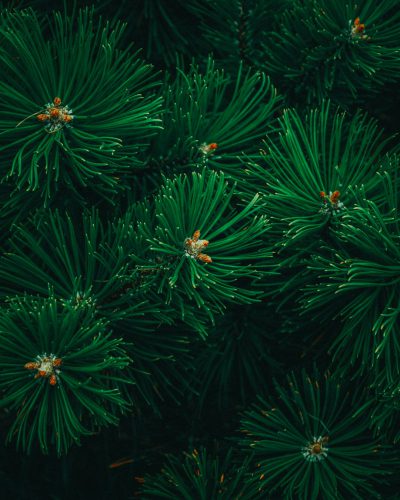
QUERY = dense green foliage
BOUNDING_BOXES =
[0,0,399,498]
[262,0,400,106]
[141,447,256,499]
[0,7,161,203]
[0,296,131,455]
[240,370,394,499]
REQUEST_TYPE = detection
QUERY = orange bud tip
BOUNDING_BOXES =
[209,142,218,150]
[24,362,38,370]
[53,358,62,367]
[37,114,49,121]
[320,191,326,198]
[53,97,62,106]
[354,17,360,25]
[49,374,57,386]
[220,473,225,483]
[198,253,212,263]
[330,190,340,201]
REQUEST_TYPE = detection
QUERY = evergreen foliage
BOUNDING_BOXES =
[146,57,279,187]
[0,7,161,203]
[248,101,391,247]
[0,209,136,313]
[301,167,400,380]
[0,296,131,455]
[141,447,255,499]
[130,169,272,321]
[240,370,396,499]
[0,0,399,498]
[263,0,400,106]
[192,303,281,409]
[0,208,194,410]
[188,0,291,72]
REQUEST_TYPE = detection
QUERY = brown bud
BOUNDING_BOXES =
[24,362,38,370]
[197,253,212,263]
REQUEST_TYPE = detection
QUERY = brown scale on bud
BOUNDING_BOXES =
[24,361,39,370]
[311,442,322,454]
[352,17,365,34]
[197,253,212,264]
[184,230,212,263]
[50,108,60,118]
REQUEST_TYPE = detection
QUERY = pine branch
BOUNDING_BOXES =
[263,0,400,106]
[188,0,290,72]
[301,166,400,383]
[0,295,131,455]
[248,101,392,248]
[145,57,279,191]
[141,447,255,499]
[0,8,162,203]
[240,369,397,499]
[192,303,282,409]
[129,168,273,321]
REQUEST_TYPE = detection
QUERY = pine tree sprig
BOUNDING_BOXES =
[263,0,400,105]
[240,369,396,499]
[247,101,392,248]
[0,7,162,203]
[141,447,256,499]
[0,295,131,455]
[129,168,273,321]
[146,57,279,190]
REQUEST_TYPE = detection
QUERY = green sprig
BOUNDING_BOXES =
[240,369,396,499]
[0,7,162,202]
[0,296,131,455]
